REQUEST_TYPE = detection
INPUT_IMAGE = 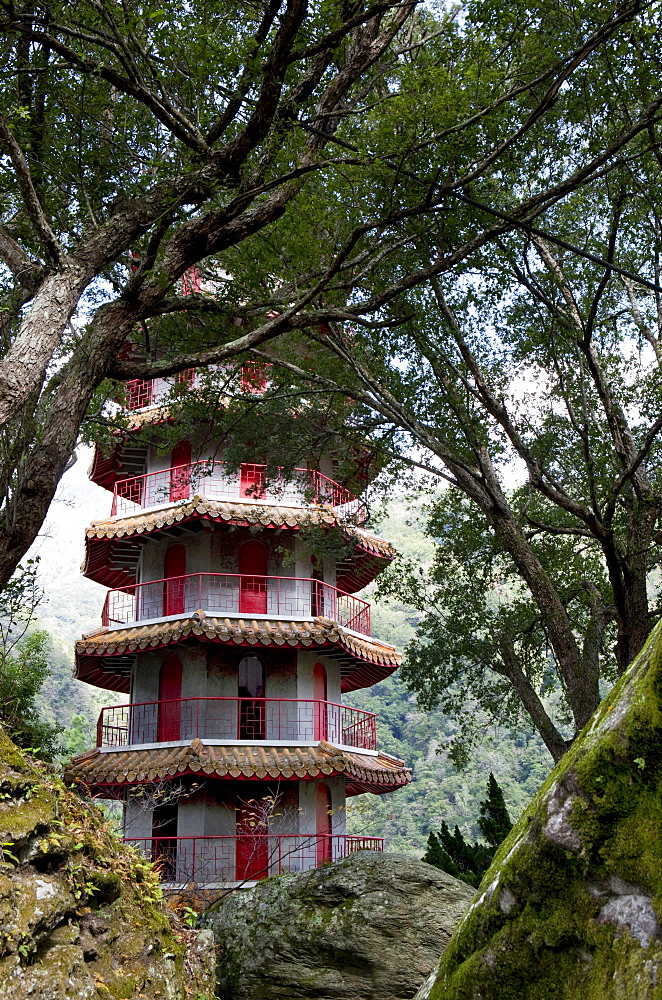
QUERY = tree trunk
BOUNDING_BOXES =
[0,262,93,428]
[601,508,657,674]
[0,300,137,588]
[489,509,600,729]
[498,636,569,761]
[447,452,599,733]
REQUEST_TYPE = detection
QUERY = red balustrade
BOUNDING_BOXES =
[96,697,377,750]
[125,374,195,411]
[125,833,384,884]
[126,379,153,410]
[124,364,272,411]
[101,572,371,635]
[111,460,367,522]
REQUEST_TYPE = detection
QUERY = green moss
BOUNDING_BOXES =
[426,621,662,1000]
[0,727,215,999]
[85,869,123,906]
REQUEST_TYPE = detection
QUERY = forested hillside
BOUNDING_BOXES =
[346,502,551,851]
[32,462,552,851]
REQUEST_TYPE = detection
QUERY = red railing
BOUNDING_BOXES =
[111,461,367,522]
[124,363,272,412]
[125,834,384,884]
[96,697,377,750]
[101,572,371,635]
[125,372,196,411]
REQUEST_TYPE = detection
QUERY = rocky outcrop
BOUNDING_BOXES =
[0,729,214,999]
[416,620,662,1000]
[204,850,474,1000]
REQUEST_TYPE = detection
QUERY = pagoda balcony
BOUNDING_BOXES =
[97,696,378,750]
[125,833,384,885]
[124,371,201,410]
[110,461,367,522]
[101,572,371,635]
[124,362,270,412]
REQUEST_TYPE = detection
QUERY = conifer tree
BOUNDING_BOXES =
[477,772,513,848]
[423,830,452,873]
[423,775,512,887]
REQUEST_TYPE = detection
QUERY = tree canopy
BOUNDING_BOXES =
[0,0,652,595]
[0,0,417,585]
[210,0,662,759]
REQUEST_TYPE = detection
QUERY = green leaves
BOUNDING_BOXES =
[423,772,513,886]
[0,631,63,761]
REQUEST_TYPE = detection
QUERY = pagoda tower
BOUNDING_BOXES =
[67,367,411,894]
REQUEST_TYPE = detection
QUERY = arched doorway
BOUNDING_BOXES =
[236,791,269,881]
[313,661,328,741]
[238,539,267,614]
[158,655,182,742]
[163,543,186,616]
[169,440,192,502]
[238,655,265,739]
[316,783,333,865]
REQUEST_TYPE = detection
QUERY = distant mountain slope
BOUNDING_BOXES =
[29,448,111,741]
[346,501,552,852]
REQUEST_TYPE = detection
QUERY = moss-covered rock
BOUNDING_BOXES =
[0,729,214,999]
[204,850,474,1000]
[416,620,662,1000]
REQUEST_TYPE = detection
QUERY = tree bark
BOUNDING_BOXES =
[0,301,136,587]
[447,453,599,732]
[608,509,657,672]
[498,636,569,762]
[0,262,92,426]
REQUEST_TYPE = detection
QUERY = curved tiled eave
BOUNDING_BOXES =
[83,497,394,593]
[64,739,411,796]
[74,614,401,694]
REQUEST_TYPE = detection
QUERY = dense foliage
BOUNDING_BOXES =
[0,559,62,758]
[422,771,513,887]
[423,824,491,889]
[0,631,62,758]
[226,0,662,759]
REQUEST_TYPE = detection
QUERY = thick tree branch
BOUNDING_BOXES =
[0,228,44,292]
[0,114,61,264]
[497,635,569,762]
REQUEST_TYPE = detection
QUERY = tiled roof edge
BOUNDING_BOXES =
[64,740,412,790]
[75,614,401,668]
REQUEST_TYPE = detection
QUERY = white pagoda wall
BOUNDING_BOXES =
[299,777,346,836]
[296,651,341,703]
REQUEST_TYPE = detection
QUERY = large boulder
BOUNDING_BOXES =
[416,620,662,1000]
[0,730,214,999]
[205,850,474,1000]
